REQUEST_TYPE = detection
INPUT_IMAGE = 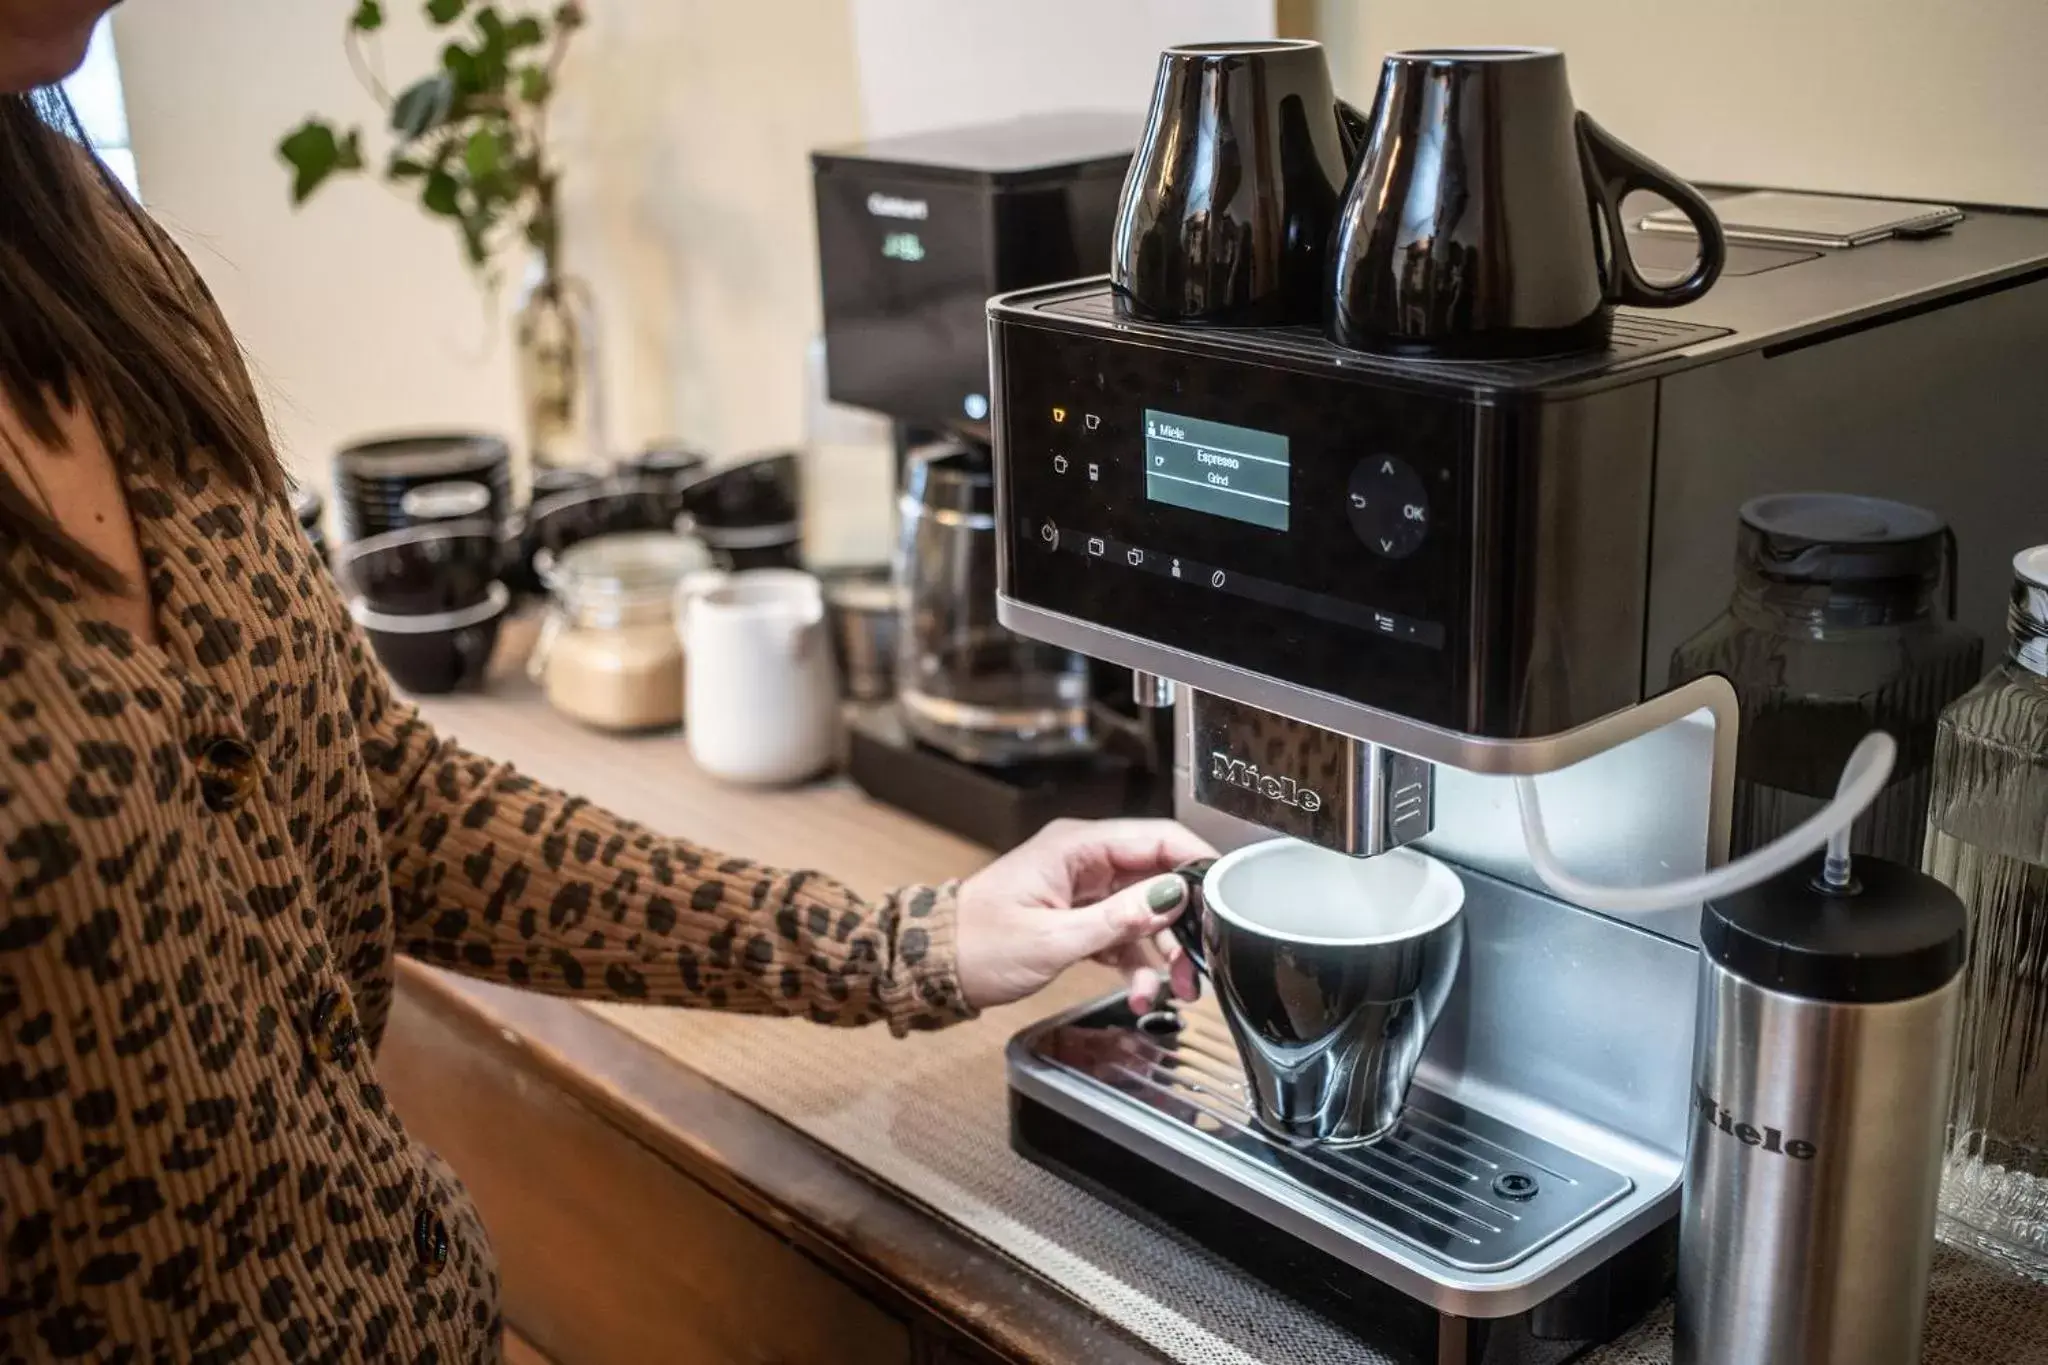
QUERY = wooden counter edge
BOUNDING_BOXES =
[389,958,1170,1365]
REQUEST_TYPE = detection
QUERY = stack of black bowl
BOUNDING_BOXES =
[509,474,682,597]
[334,431,513,543]
[677,451,803,571]
[334,519,509,694]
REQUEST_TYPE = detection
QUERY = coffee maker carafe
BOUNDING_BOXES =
[988,39,2048,1360]
[895,439,1091,765]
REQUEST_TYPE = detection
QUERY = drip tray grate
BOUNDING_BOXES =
[1020,997,1635,1273]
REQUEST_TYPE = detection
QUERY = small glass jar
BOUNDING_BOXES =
[530,532,708,732]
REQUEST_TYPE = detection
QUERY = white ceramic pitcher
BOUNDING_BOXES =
[679,569,839,785]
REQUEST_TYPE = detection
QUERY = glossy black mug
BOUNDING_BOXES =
[1168,841,1465,1145]
[1327,46,1727,355]
[1111,40,1366,327]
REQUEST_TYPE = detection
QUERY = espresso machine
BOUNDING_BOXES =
[812,113,1179,846]
[988,106,2048,1364]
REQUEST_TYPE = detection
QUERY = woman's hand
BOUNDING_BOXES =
[953,818,1215,1014]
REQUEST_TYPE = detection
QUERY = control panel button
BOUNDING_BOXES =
[1039,520,1060,550]
[1053,454,1069,474]
[1348,456,1430,559]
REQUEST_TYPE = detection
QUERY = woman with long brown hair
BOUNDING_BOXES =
[0,8,1203,1359]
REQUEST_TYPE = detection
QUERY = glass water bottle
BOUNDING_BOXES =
[1671,494,1982,864]
[1926,545,2048,1279]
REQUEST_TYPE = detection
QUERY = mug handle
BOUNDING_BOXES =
[1166,858,1215,980]
[1335,98,1372,161]
[1576,112,1727,310]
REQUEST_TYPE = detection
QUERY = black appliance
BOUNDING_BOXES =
[813,112,1136,439]
[812,112,1172,848]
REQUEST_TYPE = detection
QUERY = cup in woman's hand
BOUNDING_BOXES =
[1169,840,1464,1145]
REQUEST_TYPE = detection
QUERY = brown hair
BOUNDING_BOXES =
[0,87,280,588]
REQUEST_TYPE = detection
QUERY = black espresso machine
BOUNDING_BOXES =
[812,113,1178,847]
[989,39,2048,1365]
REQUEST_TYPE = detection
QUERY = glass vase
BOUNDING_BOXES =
[515,256,607,471]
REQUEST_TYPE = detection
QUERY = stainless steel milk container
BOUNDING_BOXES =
[1677,855,1966,1364]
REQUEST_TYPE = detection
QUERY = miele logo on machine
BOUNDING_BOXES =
[1695,1087,1817,1160]
[1210,754,1324,813]
[866,192,929,220]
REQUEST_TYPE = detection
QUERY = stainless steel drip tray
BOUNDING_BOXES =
[1009,993,1681,1318]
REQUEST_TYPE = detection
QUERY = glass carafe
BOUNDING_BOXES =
[1927,545,2048,1279]
[895,439,1092,765]
[1670,494,1982,865]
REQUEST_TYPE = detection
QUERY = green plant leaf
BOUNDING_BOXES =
[516,65,551,103]
[279,119,362,204]
[425,0,467,23]
[464,127,503,180]
[476,5,506,45]
[387,155,428,180]
[506,16,544,47]
[390,73,455,139]
[351,0,385,31]
[422,169,462,216]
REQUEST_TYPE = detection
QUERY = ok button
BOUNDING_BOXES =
[1348,456,1430,559]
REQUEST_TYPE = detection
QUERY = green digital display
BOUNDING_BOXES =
[1143,409,1290,531]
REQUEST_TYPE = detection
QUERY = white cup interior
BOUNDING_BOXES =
[1206,841,1464,946]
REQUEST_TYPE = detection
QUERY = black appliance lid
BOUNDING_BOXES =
[1701,855,1967,1003]
[812,111,1136,187]
[902,437,993,516]
[1737,492,1947,586]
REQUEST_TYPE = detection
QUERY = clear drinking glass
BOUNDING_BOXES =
[1926,546,2048,1279]
[1670,494,1981,865]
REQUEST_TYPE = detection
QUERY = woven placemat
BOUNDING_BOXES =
[589,973,2048,1364]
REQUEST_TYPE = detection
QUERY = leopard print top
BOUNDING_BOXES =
[0,285,971,1365]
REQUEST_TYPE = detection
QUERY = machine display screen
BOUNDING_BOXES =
[1143,409,1290,531]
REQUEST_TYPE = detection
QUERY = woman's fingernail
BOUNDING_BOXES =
[1145,875,1186,911]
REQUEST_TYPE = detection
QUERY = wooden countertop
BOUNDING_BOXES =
[384,626,1169,1364]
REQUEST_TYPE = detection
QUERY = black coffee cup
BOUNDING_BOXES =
[1327,46,1726,356]
[1112,40,1365,327]
[1168,841,1465,1145]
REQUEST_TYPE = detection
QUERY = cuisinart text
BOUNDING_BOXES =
[866,192,928,220]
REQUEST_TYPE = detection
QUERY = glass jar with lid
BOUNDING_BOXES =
[530,531,709,732]
[1669,492,1983,865]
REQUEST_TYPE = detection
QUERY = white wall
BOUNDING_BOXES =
[1310,0,2048,209]
[850,0,1272,137]
[116,0,878,486]
[115,1,524,483]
